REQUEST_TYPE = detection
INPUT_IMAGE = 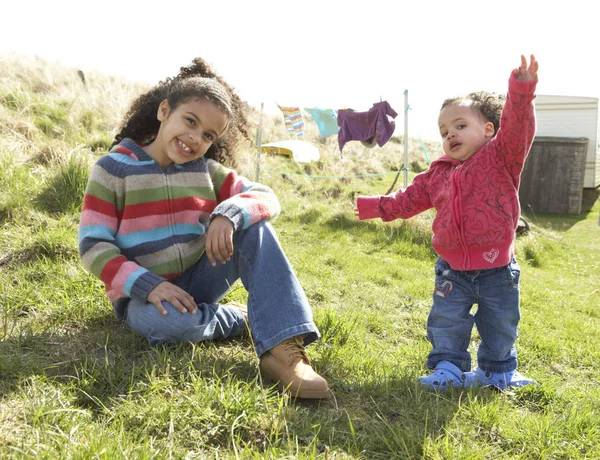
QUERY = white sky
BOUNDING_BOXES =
[2,0,599,141]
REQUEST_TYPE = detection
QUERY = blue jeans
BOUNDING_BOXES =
[125,221,319,356]
[426,257,521,373]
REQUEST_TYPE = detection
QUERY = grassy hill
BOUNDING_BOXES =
[1,53,599,459]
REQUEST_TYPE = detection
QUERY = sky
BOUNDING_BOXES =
[2,0,599,141]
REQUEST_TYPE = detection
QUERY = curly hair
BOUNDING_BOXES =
[113,58,250,167]
[440,91,506,135]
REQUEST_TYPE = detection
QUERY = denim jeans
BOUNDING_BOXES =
[425,257,521,373]
[125,221,319,356]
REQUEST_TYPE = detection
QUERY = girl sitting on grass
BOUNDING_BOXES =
[78,57,330,399]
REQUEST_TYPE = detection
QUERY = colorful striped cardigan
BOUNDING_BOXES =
[79,139,280,319]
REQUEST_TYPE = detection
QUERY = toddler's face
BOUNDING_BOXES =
[438,103,494,162]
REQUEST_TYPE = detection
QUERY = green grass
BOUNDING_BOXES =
[1,53,599,459]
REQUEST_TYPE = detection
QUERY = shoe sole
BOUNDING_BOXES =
[259,366,331,399]
[276,381,332,399]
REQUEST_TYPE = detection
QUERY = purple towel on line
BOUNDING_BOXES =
[337,101,398,152]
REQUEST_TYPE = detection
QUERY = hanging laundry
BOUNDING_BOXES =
[304,107,340,138]
[336,101,398,152]
[278,105,304,137]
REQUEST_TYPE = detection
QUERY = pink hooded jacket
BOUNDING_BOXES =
[356,74,537,271]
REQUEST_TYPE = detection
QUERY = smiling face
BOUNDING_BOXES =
[438,102,495,162]
[145,97,228,168]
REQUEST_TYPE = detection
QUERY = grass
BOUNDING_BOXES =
[1,53,599,459]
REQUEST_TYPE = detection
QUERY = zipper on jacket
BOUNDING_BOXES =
[164,171,185,274]
[452,164,471,268]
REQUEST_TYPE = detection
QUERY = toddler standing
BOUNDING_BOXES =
[355,55,539,390]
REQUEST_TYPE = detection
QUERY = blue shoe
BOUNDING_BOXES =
[419,361,468,391]
[467,367,536,390]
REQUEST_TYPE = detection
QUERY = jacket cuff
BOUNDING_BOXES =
[210,209,243,231]
[356,196,381,220]
[129,270,166,302]
[509,73,537,95]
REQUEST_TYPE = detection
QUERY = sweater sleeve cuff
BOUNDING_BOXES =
[129,270,166,302]
[508,73,537,95]
[210,208,243,231]
[356,196,381,220]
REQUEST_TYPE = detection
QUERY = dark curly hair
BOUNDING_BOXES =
[440,91,506,135]
[113,58,250,167]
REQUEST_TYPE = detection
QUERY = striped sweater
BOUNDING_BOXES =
[79,139,280,318]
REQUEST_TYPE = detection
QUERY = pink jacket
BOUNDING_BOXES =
[357,74,537,271]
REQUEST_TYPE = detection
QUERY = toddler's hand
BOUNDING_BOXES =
[147,281,197,316]
[514,54,538,83]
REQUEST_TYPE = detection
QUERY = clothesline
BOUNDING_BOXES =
[277,101,399,153]
[257,92,432,194]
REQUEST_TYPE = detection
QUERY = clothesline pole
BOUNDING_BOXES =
[255,102,264,182]
[403,89,409,188]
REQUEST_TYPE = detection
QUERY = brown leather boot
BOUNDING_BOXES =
[259,336,330,399]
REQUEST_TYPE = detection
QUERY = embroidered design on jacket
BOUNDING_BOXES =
[483,248,499,263]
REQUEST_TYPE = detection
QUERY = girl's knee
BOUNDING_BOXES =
[244,220,274,238]
[126,302,198,342]
[236,220,278,248]
[126,301,239,345]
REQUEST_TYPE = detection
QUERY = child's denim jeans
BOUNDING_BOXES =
[426,256,521,373]
[125,221,319,356]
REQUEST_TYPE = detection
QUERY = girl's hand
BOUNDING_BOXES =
[147,282,197,315]
[206,216,234,266]
[514,54,538,83]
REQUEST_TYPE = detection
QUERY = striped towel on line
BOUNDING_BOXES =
[278,105,304,137]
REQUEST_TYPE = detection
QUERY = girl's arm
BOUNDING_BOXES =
[208,161,281,230]
[355,171,433,221]
[202,161,281,266]
[494,55,538,182]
